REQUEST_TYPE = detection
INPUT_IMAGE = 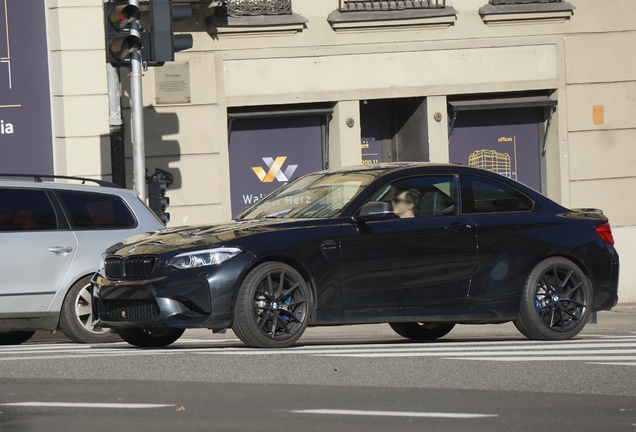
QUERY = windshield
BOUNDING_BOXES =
[238,172,376,220]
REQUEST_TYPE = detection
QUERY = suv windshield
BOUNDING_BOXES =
[238,172,376,220]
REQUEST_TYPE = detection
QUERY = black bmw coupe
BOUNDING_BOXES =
[94,163,619,348]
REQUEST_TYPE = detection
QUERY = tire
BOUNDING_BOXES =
[233,262,310,348]
[0,331,35,345]
[515,257,592,341]
[117,328,185,348]
[59,275,118,343]
[389,322,455,341]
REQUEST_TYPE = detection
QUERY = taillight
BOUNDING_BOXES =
[595,223,615,246]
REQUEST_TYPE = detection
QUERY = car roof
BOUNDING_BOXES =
[310,162,551,202]
[0,180,136,196]
[314,162,462,175]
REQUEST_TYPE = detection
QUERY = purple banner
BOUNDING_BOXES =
[449,108,542,192]
[0,0,54,175]
[361,117,383,165]
[229,116,324,216]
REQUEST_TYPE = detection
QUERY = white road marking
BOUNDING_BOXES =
[196,343,636,356]
[320,348,636,358]
[1,402,173,409]
[291,409,498,419]
[454,356,636,362]
[3,342,634,360]
[9,336,635,354]
[1,336,634,366]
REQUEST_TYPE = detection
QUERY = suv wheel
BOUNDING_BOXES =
[59,275,117,343]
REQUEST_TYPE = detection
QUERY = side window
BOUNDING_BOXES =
[369,175,459,219]
[461,174,534,214]
[58,191,136,229]
[0,189,57,231]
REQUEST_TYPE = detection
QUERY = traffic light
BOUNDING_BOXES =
[149,0,194,63]
[104,1,142,65]
[148,177,170,224]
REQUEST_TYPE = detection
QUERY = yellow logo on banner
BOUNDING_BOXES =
[252,157,298,183]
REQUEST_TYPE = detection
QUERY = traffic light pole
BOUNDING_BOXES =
[128,0,147,202]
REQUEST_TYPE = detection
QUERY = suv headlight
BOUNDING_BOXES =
[167,247,243,270]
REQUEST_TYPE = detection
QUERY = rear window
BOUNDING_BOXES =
[461,174,534,214]
[58,191,136,229]
[0,189,57,231]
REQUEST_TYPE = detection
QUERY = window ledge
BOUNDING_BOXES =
[479,2,574,26]
[327,7,458,33]
[206,14,307,37]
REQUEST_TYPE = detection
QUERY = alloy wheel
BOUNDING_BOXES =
[74,282,109,335]
[533,265,588,333]
[251,270,308,342]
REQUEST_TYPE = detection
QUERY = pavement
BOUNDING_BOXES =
[27,302,636,345]
[4,303,635,432]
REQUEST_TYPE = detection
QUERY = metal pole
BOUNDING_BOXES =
[129,0,147,201]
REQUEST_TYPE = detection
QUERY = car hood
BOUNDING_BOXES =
[106,219,327,256]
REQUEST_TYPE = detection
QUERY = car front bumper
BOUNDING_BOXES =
[92,253,253,330]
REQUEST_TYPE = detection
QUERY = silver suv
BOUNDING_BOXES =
[0,175,164,345]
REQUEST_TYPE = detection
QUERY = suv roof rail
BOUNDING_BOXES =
[0,173,122,188]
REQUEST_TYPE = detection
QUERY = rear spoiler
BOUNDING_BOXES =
[570,208,604,215]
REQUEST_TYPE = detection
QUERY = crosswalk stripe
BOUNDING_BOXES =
[5,343,633,358]
[291,409,498,419]
[0,336,634,365]
[452,356,636,362]
[192,342,636,356]
[589,362,636,366]
[1,402,173,409]
[319,349,636,358]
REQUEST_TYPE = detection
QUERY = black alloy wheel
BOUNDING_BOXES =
[515,257,592,340]
[389,322,455,341]
[0,331,36,345]
[233,262,310,348]
[116,327,185,348]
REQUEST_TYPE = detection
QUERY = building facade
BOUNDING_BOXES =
[3,0,636,301]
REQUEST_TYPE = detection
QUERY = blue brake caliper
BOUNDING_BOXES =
[282,295,293,323]
[535,298,543,317]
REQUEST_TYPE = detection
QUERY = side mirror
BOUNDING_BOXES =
[354,201,395,222]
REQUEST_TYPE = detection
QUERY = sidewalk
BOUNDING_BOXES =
[26,303,636,345]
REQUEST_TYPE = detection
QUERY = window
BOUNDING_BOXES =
[58,192,136,229]
[239,172,377,220]
[0,189,57,231]
[461,174,534,214]
[369,176,459,218]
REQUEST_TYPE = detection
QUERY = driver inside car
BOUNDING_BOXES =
[391,189,421,218]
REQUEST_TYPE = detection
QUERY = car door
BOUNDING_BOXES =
[459,173,541,303]
[52,190,141,286]
[0,188,77,317]
[340,175,477,309]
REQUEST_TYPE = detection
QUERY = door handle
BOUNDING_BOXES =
[48,246,74,255]
[445,223,473,233]
[320,240,338,250]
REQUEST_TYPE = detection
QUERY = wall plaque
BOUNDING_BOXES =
[155,62,191,105]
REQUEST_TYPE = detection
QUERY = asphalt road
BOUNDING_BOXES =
[2,306,636,432]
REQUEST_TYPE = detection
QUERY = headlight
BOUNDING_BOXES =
[99,253,106,276]
[167,247,243,270]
